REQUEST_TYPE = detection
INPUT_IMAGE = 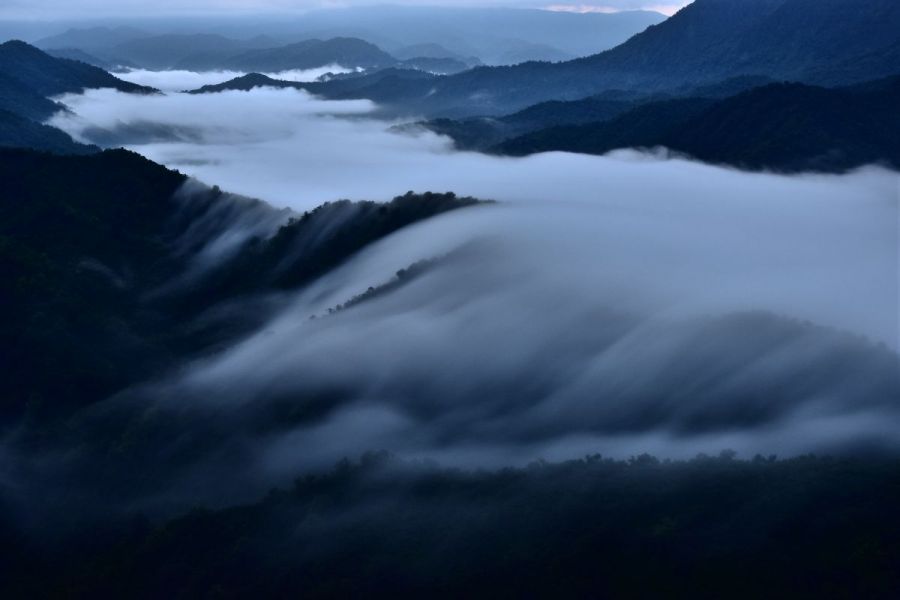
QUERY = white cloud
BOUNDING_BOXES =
[49,84,899,351]
[34,79,900,505]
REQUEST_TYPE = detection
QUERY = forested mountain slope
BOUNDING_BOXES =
[302,0,900,117]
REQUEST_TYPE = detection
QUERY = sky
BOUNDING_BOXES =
[0,0,692,20]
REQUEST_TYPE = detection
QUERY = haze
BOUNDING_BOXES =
[27,75,899,509]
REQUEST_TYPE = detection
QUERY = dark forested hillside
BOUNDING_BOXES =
[0,41,151,153]
[0,149,484,424]
[0,149,193,422]
[189,72,305,94]
[0,40,153,96]
[0,110,97,154]
[188,67,436,106]
[6,453,900,599]
[0,71,64,121]
[415,93,645,151]
[497,78,900,172]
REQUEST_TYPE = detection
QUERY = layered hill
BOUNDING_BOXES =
[278,6,666,65]
[302,0,900,117]
[0,40,153,97]
[110,33,276,71]
[36,26,149,52]
[0,148,483,424]
[496,77,900,172]
[0,41,153,153]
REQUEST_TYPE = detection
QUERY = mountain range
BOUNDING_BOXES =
[214,37,397,72]
[0,147,482,424]
[299,0,900,118]
[0,39,151,98]
[1,146,899,599]
[0,40,153,153]
[2,1,900,588]
[417,76,900,172]
[33,9,665,68]
[36,32,481,75]
[501,78,900,171]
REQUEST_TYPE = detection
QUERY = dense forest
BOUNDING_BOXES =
[496,78,900,172]
[0,40,149,153]
[0,148,483,425]
[0,1,898,596]
[3,453,899,599]
[417,76,900,172]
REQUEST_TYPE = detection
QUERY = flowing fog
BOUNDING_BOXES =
[35,78,900,504]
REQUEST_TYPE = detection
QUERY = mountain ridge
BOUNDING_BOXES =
[299,0,900,117]
[496,77,900,172]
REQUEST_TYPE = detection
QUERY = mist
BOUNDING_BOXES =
[138,187,898,486]
[23,76,896,511]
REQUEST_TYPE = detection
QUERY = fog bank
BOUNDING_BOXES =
[32,80,900,508]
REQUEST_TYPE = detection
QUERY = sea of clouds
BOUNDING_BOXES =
[114,65,357,92]
[36,78,900,509]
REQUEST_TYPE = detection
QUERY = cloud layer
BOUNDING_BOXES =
[35,79,900,510]
[49,84,898,348]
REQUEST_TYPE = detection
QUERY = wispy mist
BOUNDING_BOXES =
[29,78,900,509]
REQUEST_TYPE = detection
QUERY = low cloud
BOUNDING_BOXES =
[33,79,900,510]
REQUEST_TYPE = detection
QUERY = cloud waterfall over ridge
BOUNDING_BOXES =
[32,81,900,509]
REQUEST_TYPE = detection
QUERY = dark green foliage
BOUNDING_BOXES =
[498,97,712,157]
[188,68,437,102]
[177,191,483,305]
[498,78,900,172]
[8,454,900,599]
[188,72,304,95]
[398,56,470,75]
[0,40,154,97]
[321,258,439,316]
[0,150,484,424]
[0,71,63,121]
[0,149,190,422]
[0,109,96,154]
[0,40,153,156]
[417,94,642,151]
[667,79,900,170]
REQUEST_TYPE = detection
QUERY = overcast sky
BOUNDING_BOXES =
[0,0,692,20]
